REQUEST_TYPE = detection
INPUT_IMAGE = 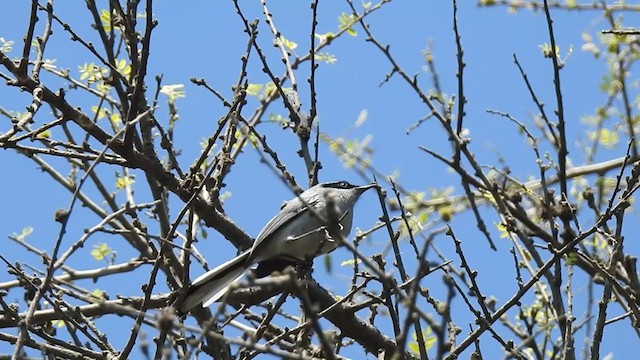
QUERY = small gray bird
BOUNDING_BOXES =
[180,181,376,313]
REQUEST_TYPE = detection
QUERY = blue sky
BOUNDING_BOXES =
[1,1,638,358]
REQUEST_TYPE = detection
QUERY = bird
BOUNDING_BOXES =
[180,180,376,313]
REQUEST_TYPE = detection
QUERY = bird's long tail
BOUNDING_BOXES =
[180,250,250,313]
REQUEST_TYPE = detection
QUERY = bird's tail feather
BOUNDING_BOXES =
[180,250,250,313]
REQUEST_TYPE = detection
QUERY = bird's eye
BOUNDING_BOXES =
[340,181,348,188]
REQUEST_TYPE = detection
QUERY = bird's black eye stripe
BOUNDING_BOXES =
[324,181,355,189]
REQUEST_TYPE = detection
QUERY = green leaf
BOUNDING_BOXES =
[495,222,511,239]
[279,36,298,51]
[323,134,374,169]
[10,227,34,242]
[438,206,452,222]
[78,63,108,84]
[233,129,258,149]
[260,82,277,98]
[246,83,263,97]
[0,37,14,53]
[219,191,232,203]
[340,258,361,267]
[398,212,426,238]
[314,32,335,43]
[115,175,134,189]
[96,81,111,95]
[584,235,608,250]
[51,319,65,328]
[109,113,122,125]
[338,13,358,37]
[78,63,91,80]
[91,105,107,120]
[42,58,57,71]
[324,254,332,273]
[36,130,51,139]
[91,243,111,260]
[89,289,106,303]
[160,84,186,103]
[115,59,131,77]
[269,113,286,125]
[598,128,619,148]
[538,43,560,58]
[564,252,579,265]
[314,52,337,64]
[588,128,619,149]
[100,9,115,32]
[409,328,436,354]
[354,109,368,127]
[581,40,600,58]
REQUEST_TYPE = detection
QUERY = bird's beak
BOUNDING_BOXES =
[356,183,378,192]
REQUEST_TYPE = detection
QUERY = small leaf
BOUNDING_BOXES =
[265,82,277,97]
[96,81,111,95]
[89,289,106,303]
[269,113,286,125]
[588,128,618,149]
[539,43,560,59]
[495,222,511,239]
[564,252,579,265]
[91,105,107,120]
[246,83,263,97]
[354,109,368,127]
[314,52,337,64]
[584,234,608,250]
[91,243,111,260]
[51,319,65,328]
[219,191,232,203]
[479,189,498,207]
[324,254,332,273]
[36,130,51,139]
[314,32,335,43]
[115,175,134,189]
[438,206,453,222]
[78,63,93,81]
[10,227,34,242]
[581,42,600,57]
[340,258,361,267]
[115,59,131,77]
[109,113,122,125]
[233,129,258,149]
[279,36,298,51]
[42,58,57,70]
[160,84,186,103]
[78,63,107,83]
[338,13,358,37]
[0,38,14,53]
[100,9,114,32]
[409,328,436,354]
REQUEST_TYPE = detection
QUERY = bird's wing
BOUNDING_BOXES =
[247,196,319,262]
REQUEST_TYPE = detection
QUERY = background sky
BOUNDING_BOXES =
[1,1,639,359]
